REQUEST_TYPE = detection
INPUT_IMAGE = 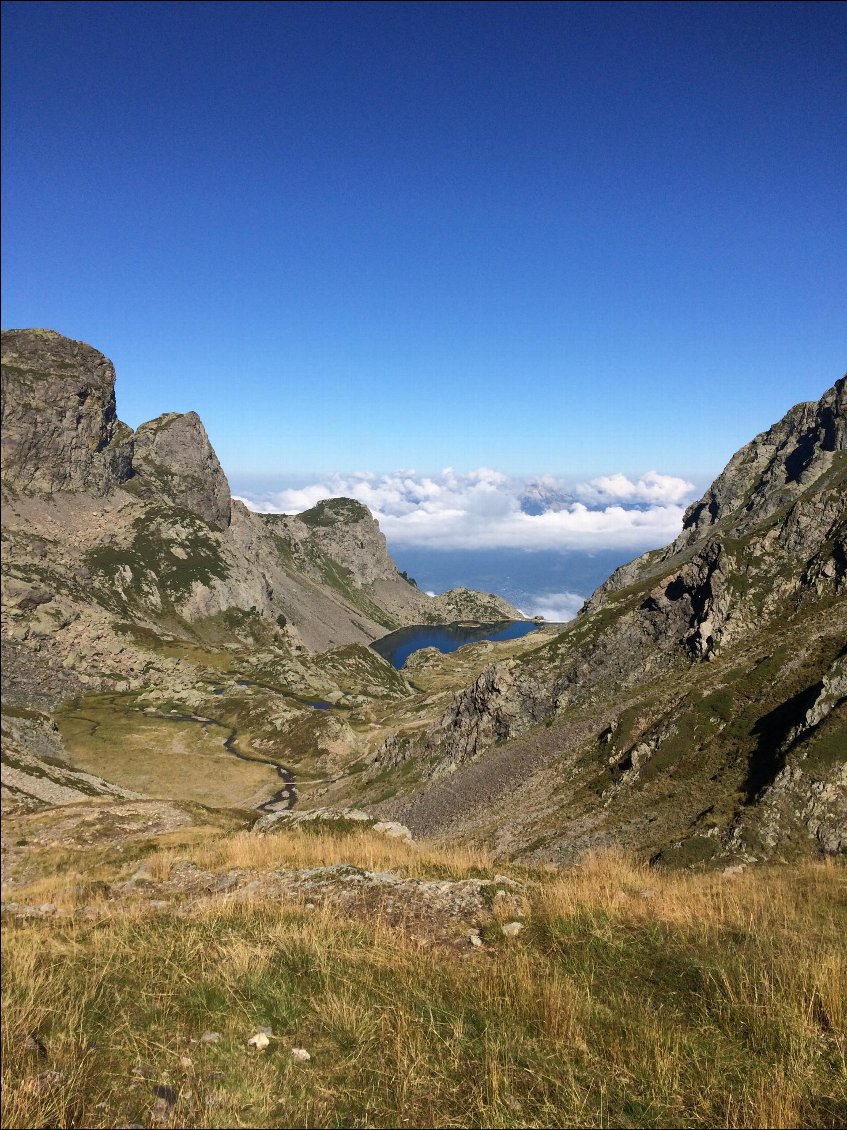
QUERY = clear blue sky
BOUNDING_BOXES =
[3,0,845,482]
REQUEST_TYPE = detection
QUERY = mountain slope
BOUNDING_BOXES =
[365,378,846,866]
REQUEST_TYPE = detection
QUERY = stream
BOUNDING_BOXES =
[152,710,298,813]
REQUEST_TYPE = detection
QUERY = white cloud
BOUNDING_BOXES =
[235,467,697,552]
[575,470,695,505]
[522,591,586,622]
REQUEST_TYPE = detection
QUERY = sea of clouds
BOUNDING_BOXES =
[235,467,697,553]
[515,590,587,622]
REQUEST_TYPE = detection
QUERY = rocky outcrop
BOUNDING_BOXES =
[588,376,847,610]
[252,806,413,843]
[0,331,231,528]
[677,375,845,546]
[427,588,519,623]
[133,412,232,530]
[261,502,519,637]
[295,498,399,586]
[423,662,550,777]
[1,329,133,495]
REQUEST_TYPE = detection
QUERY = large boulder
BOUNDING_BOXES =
[1,328,133,494]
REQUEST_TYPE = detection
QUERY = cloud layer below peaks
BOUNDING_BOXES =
[236,468,696,552]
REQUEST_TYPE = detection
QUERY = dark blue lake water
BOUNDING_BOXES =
[371,620,543,669]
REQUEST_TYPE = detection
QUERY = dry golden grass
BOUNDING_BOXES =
[3,840,846,1129]
[537,846,846,929]
[166,824,495,878]
[56,702,281,807]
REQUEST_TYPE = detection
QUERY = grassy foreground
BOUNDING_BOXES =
[2,832,845,1129]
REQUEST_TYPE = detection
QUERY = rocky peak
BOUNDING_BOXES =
[132,411,232,530]
[677,375,846,548]
[586,375,846,611]
[1,328,133,495]
[295,497,401,586]
[297,498,372,527]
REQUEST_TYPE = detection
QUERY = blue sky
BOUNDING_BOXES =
[3,1,845,491]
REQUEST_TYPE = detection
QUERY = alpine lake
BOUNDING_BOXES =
[371,619,544,669]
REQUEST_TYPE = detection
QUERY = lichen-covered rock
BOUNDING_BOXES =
[251,807,413,843]
[1,329,133,495]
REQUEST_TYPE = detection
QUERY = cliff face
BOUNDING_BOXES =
[371,377,846,866]
[679,377,845,545]
[294,498,398,586]
[1,329,133,495]
[132,412,232,530]
[587,377,846,614]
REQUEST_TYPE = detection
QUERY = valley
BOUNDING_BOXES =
[2,329,844,865]
[1,329,845,1129]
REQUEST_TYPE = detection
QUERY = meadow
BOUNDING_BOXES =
[3,824,844,1129]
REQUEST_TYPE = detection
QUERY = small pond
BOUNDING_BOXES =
[371,620,543,670]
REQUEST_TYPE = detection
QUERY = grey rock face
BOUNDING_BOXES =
[424,661,550,776]
[585,375,847,617]
[133,412,232,530]
[677,375,846,547]
[264,501,520,633]
[1,329,133,495]
[297,498,406,586]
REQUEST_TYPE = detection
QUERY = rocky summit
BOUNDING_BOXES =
[1,328,844,871]
[1,328,133,495]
